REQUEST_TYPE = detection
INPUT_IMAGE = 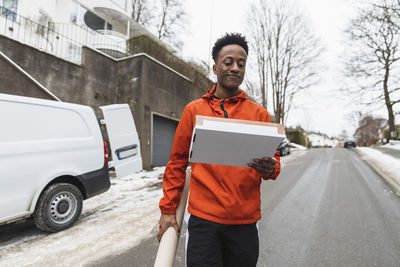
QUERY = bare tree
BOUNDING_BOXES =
[247,0,322,124]
[383,0,400,28]
[354,114,387,146]
[154,0,187,49]
[345,0,400,138]
[131,0,153,26]
[244,79,262,103]
[247,0,269,109]
[131,0,187,50]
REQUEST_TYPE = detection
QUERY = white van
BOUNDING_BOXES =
[0,94,142,232]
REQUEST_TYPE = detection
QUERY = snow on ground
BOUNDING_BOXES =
[356,147,400,195]
[382,140,400,150]
[307,133,340,148]
[0,152,305,267]
[11,145,399,266]
[0,168,165,267]
[290,142,308,151]
[6,148,397,266]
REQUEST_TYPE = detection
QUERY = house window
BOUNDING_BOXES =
[70,1,87,26]
[111,0,126,10]
[70,2,78,23]
[1,0,18,21]
[83,10,106,31]
[70,1,109,32]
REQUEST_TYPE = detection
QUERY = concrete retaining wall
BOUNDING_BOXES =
[0,35,211,169]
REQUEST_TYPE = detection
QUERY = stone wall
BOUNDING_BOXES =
[0,35,211,169]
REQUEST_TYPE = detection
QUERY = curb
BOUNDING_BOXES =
[355,148,400,196]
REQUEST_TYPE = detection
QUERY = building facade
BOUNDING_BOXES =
[0,0,212,169]
[0,0,154,64]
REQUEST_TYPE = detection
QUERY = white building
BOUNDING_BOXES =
[307,133,341,148]
[0,0,151,63]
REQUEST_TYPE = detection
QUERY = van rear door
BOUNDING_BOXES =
[100,104,143,178]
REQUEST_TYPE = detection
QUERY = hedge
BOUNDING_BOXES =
[286,129,310,148]
[383,125,400,140]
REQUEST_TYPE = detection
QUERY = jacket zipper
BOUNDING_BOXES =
[220,100,228,118]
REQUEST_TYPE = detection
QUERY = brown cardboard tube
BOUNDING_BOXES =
[154,170,190,267]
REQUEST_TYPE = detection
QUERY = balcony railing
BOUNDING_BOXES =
[0,6,128,64]
[0,6,16,21]
[94,29,127,55]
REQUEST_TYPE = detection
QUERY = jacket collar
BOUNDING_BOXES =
[202,84,247,102]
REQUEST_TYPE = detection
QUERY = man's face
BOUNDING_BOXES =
[213,44,247,91]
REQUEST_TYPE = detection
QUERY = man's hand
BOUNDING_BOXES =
[248,157,276,177]
[157,214,180,242]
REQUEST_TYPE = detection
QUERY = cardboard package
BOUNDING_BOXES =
[189,115,285,168]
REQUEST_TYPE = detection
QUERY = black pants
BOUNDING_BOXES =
[186,215,259,267]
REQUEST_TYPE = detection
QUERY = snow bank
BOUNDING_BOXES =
[0,168,165,266]
[307,133,340,147]
[382,140,400,150]
[356,147,400,195]
[0,151,305,266]
[290,142,308,151]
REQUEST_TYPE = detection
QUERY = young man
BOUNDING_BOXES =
[158,33,281,267]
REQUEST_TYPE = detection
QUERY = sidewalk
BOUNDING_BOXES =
[0,168,164,266]
[373,140,400,159]
[356,147,400,196]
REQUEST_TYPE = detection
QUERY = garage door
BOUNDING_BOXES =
[152,115,179,167]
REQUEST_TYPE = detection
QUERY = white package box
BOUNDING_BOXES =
[189,115,286,167]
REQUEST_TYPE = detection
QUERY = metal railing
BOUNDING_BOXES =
[0,6,128,64]
[0,6,17,21]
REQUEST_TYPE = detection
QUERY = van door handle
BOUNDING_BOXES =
[115,144,138,160]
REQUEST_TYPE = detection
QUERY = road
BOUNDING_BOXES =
[92,148,400,267]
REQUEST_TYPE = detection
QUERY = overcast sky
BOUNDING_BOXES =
[179,0,374,138]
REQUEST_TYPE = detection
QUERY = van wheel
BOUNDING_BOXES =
[34,183,83,232]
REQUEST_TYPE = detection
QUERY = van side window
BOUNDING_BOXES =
[0,101,91,142]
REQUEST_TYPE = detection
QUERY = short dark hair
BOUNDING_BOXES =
[212,33,249,62]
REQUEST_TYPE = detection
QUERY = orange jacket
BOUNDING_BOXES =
[159,85,281,224]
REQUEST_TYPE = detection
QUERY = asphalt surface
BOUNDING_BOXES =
[374,146,400,159]
[91,148,400,267]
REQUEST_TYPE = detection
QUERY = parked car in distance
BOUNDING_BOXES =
[344,139,357,148]
[278,138,291,156]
